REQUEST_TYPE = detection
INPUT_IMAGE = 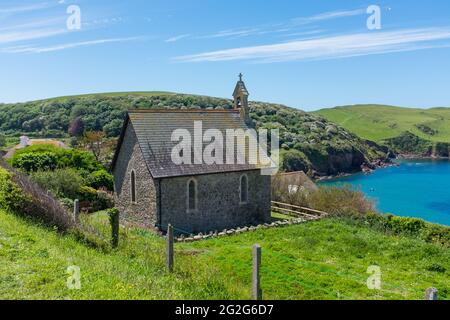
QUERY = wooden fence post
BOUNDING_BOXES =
[252,244,262,300]
[166,224,174,273]
[425,288,438,300]
[109,208,120,249]
[73,199,80,224]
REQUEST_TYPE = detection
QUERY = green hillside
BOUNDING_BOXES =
[314,104,450,143]
[1,209,449,300]
[0,92,389,177]
[37,91,176,103]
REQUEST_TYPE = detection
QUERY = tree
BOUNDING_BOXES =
[281,149,310,173]
[68,117,85,137]
[0,134,6,148]
[103,119,123,137]
[81,131,105,162]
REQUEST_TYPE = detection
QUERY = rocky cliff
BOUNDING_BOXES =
[384,131,450,158]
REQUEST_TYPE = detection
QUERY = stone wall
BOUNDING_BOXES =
[159,170,271,234]
[113,123,159,227]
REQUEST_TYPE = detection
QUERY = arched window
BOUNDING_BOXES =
[130,170,136,203]
[240,174,248,204]
[187,178,197,212]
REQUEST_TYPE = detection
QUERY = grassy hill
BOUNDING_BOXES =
[0,209,449,300]
[314,105,450,155]
[36,91,176,103]
[0,92,389,177]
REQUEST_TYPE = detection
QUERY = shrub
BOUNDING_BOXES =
[308,185,376,215]
[86,169,114,190]
[0,167,30,212]
[343,211,449,247]
[78,186,98,202]
[384,215,427,236]
[0,161,73,230]
[59,197,74,210]
[77,186,113,212]
[280,149,310,173]
[421,224,450,247]
[272,182,375,216]
[416,124,438,136]
[30,168,84,199]
[11,151,59,172]
[10,145,103,174]
[56,149,91,171]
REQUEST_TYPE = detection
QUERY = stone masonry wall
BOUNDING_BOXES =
[160,170,271,234]
[113,123,159,227]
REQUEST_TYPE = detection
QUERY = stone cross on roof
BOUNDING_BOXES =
[239,73,243,82]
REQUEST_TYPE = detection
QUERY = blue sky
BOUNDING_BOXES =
[1,0,450,110]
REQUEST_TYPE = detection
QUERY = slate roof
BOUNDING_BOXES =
[112,109,271,179]
[272,171,319,192]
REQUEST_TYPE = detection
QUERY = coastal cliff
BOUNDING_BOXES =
[314,105,450,161]
[384,131,450,158]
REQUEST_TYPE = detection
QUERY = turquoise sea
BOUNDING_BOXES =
[320,159,450,226]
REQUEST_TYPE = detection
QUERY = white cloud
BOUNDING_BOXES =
[165,34,191,43]
[0,11,125,45]
[198,28,260,39]
[291,8,366,25]
[0,17,64,32]
[0,2,52,14]
[279,29,325,38]
[194,8,365,40]
[0,4,68,44]
[159,8,366,44]
[174,28,450,63]
[0,28,66,44]
[2,37,141,53]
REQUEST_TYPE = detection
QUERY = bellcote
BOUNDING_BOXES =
[233,73,251,125]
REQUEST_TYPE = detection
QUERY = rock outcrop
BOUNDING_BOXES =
[384,131,450,158]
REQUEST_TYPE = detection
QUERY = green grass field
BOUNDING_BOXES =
[1,209,448,300]
[314,105,450,143]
